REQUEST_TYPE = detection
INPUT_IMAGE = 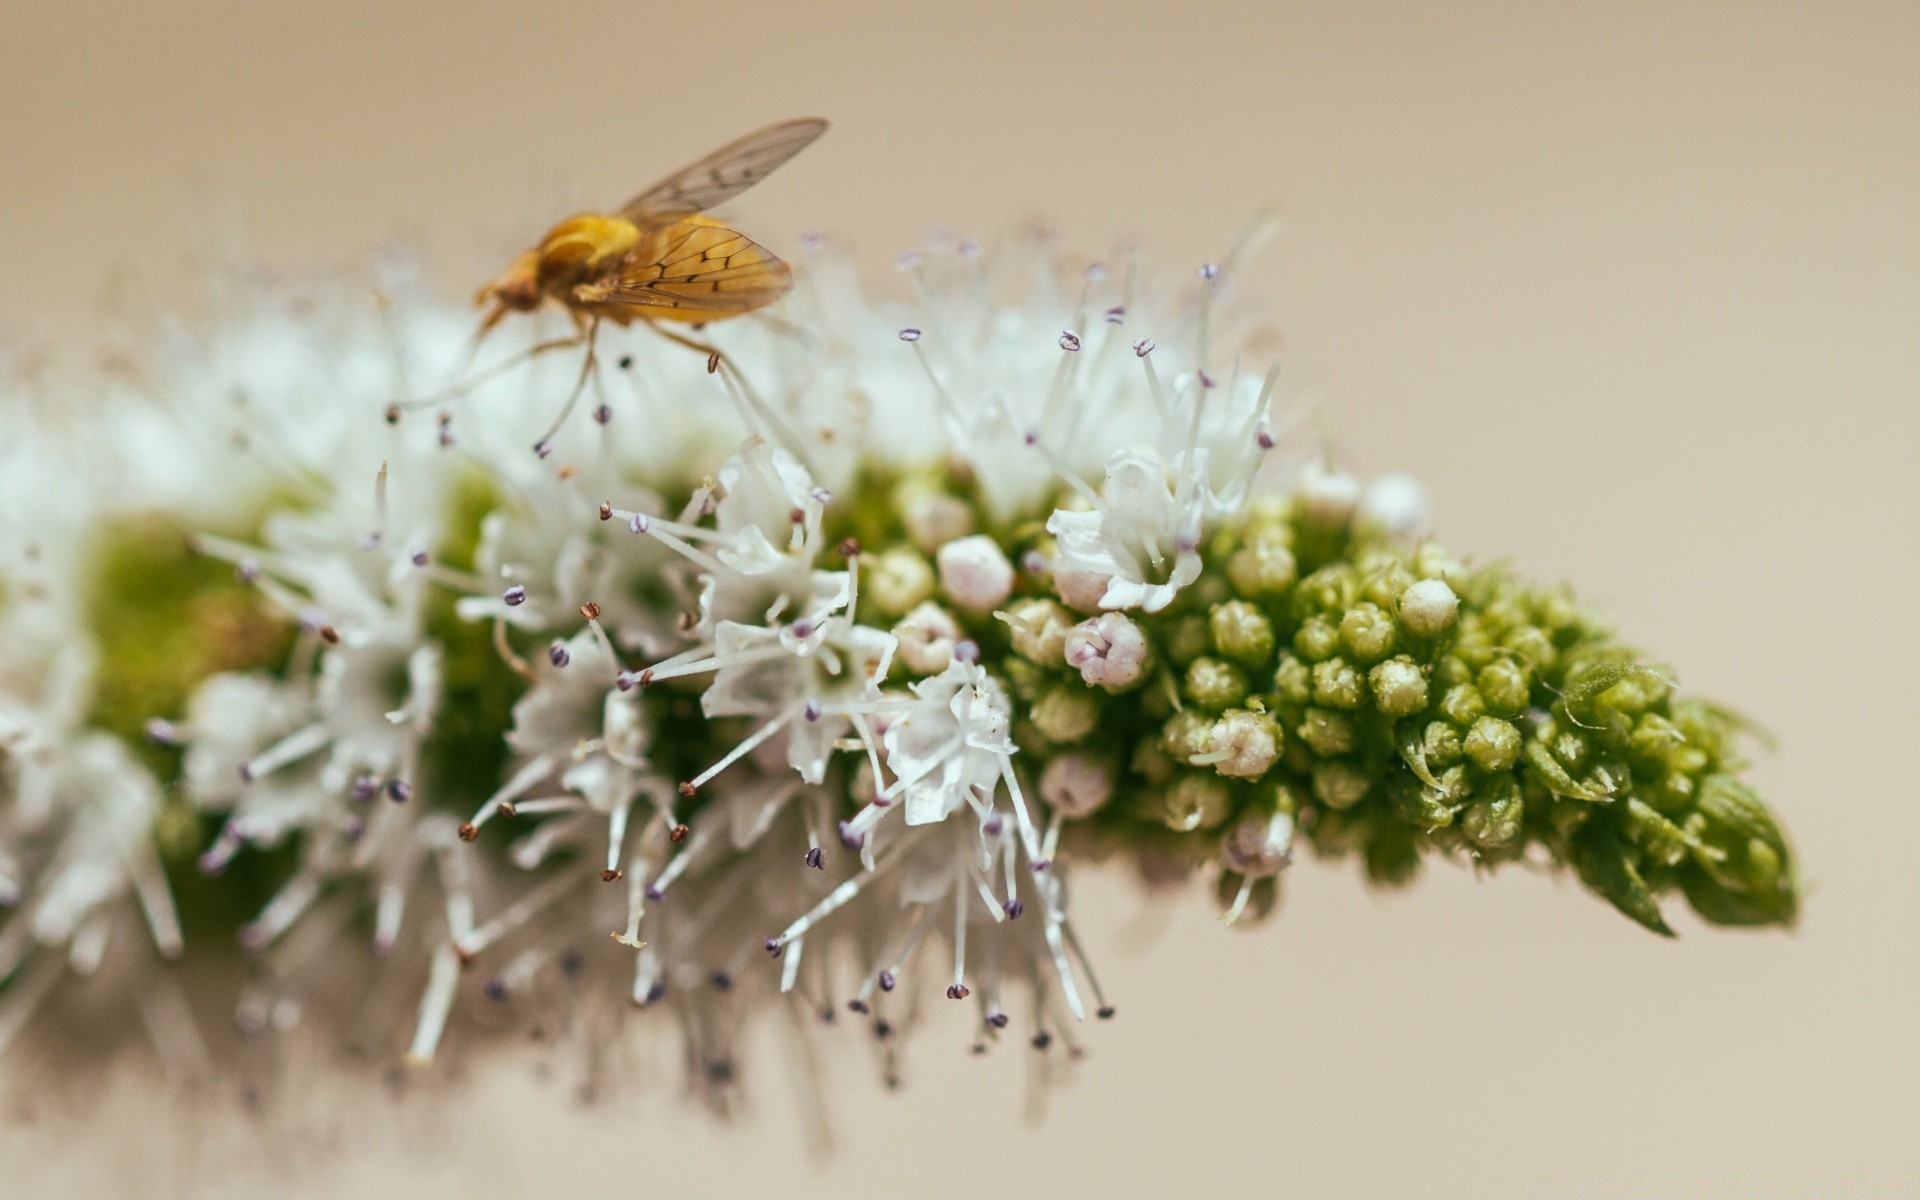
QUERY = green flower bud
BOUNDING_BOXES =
[1412,543,1466,586]
[866,547,935,617]
[1132,738,1176,787]
[1030,684,1100,744]
[1292,615,1340,663]
[1368,656,1427,718]
[1503,624,1554,669]
[1476,658,1531,717]
[1391,773,1462,830]
[1209,600,1276,669]
[1360,559,1417,611]
[1161,709,1215,763]
[1462,780,1525,849]
[1184,656,1248,712]
[1310,658,1363,710]
[1296,707,1356,756]
[1438,683,1486,727]
[1000,597,1073,665]
[1160,772,1233,832]
[1227,534,1297,598]
[1422,720,1463,767]
[1164,614,1212,667]
[1338,602,1396,663]
[1629,711,1687,760]
[1312,760,1371,810]
[1463,716,1522,772]
[1272,654,1312,706]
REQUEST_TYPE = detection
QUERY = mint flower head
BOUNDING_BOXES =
[0,227,1794,1108]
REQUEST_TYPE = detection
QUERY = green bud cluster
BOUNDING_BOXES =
[1041,493,1796,935]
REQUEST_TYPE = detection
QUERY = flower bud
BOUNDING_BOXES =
[1208,600,1275,669]
[1310,658,1363,710]
[1338,602,1396,663]
[1054,567,1113,613]
[1293,615,1340,662]
[1300,463,1361,528]
[1183,657,1248,712]
[893,601,960,675]
[1464,716,1522,772]
[1398,578,1459,637]
[1205,710,1281,779]
[1000,597,1073,664]
[1159,772,1232,832]
[1161,710,1215,762]
[1312,760,1371,810]
[1039,752,1115,818]
[902,489,975,552]
[1064,613,1148,691]
[1296,707,1356,756]
[1476,658,1531,716]
[1227,534,1297,598]
[868,547,934,617]
[936,534,1014,613]
[1163,614,1211,667]
[1030,684,1099,744]
[1356,473,1431,540]
[1221,808,1295,877]
[1462,781,1525,850]
[1272,654,1312,705]
[1439,683,1487,727]
[1368,656,1427,718]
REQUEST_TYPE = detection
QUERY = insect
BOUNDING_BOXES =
[412,117,829,449]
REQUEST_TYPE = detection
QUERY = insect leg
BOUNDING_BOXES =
[640,322,814,472]
[391,329,584,413]
[530,316,603,454]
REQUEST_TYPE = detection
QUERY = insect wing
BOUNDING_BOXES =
[582,221,793,316]
[619,117,828,222]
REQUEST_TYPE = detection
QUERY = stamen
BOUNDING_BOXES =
[686,705,801,792]
[236,721,329,783]
[948,875,970,998]
[404,944,462,1066]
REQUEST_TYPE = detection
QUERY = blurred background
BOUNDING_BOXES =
[1,1,1915,1195]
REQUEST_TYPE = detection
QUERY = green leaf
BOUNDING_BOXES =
[1572,821,1674,936]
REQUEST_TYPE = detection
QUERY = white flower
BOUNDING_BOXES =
[881,659,1017,829]
[0,222,1300,1102]
[1046,452,1207,612]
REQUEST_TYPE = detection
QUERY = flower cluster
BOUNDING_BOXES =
[0,229,1796,1109]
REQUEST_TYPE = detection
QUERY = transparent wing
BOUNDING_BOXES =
[578,220,793,316]
[619,117,828,223]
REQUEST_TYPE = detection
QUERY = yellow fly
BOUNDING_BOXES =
[416,117,828,448]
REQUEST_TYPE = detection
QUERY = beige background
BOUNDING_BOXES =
[3,1,1917,1196]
